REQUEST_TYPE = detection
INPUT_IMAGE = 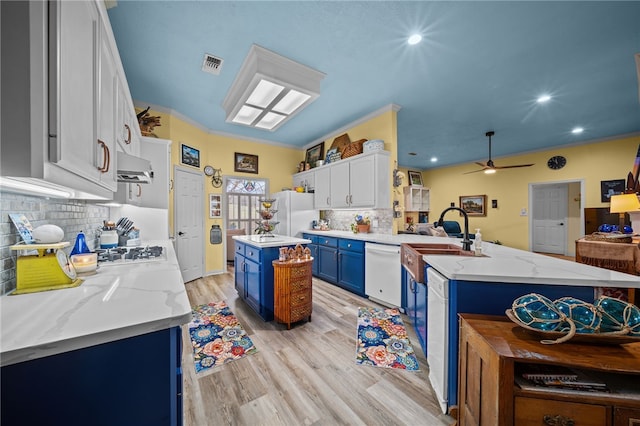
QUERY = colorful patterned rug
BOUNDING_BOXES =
[189,301,257,373]
[356,307,419,370]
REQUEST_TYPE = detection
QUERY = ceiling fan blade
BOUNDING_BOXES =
[474,162,487,167]
[463,168,488,174]
[493,163,534,169]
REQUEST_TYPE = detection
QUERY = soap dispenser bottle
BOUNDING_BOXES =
[474,228,482,256]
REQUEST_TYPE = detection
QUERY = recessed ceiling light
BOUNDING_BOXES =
[537,94,551,103]
[408,152,417,156]
[408,34,422,45]
[430,157,438,162]
[571,127,584,134]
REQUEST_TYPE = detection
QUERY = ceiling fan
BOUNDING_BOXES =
[464,131,534,174]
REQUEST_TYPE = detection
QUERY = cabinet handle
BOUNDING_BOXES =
[409,278,415,292]
[124,124,131,144]
[327,197,330,205]
[346,195,349,204]
[136,184,142,197]
[543,415,574,426]
[347,244,351,248]
[349,194,353,204]
[97,139,110,172]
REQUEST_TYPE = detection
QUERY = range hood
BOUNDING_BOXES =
[117,151,154,184]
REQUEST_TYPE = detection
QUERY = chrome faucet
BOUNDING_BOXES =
[436,207,473,251]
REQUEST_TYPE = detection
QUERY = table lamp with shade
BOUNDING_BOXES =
[609,193,640,231]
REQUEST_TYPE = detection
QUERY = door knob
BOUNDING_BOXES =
[178,231,185,236]
[559,223,564,226]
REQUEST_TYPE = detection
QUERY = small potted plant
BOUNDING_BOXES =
[351,214,371,233]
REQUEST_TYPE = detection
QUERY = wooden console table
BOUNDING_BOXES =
[273,258,313,329]
[458,314,640,426]
[575,238,639,304]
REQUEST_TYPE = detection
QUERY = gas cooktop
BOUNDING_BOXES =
[96,246,166,265]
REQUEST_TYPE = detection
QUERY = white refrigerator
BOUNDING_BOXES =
[272,191,318,237]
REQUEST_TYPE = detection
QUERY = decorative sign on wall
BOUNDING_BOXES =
[209,194,221,218]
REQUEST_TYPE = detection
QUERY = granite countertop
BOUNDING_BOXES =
[0,240,192,367]
[301,229,640,288]
[232,234,311,248]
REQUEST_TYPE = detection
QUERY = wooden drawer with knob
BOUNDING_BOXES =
[515,397,609,426]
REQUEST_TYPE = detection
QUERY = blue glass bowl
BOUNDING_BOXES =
[554,297,600,333]
[512,293,563,331]
[623,225,633,234]
[597,224,612,232]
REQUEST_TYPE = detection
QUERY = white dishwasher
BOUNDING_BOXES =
[426,267,449,414]
[365,243,401,308]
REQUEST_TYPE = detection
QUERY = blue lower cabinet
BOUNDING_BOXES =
[311,235,366,297]
[1,327,183,426]
[338,249,365,296]
[414,280,427,356]
[302,233,319,277]
[234,241,280,321]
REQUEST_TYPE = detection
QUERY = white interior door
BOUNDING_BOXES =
[532,184,568,254]
[174,167,204,282]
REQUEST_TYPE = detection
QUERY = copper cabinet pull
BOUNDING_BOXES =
[136,184,142,197]
[543,415,574,426]
[97,139,110,172]
[124,124,131,144]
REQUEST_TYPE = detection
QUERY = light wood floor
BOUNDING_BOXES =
[181,267,454,426]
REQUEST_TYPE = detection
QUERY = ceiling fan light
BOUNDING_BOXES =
[484,169,496,174]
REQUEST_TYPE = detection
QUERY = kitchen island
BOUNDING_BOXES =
[303,229,640,415]
[232,234,311,321]
[1,241,191,426]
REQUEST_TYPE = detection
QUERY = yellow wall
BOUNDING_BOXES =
[140,108,304,275]
[420,134,639,250]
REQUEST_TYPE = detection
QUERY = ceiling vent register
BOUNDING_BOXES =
[202,53,223,75]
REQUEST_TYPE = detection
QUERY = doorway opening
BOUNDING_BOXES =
[529,179,583,257]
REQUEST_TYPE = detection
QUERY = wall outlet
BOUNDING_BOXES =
[520,208,527,216]
[372,219,379,227]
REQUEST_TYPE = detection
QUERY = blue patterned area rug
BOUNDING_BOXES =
[189,301,257,373]
[356,307,419,370]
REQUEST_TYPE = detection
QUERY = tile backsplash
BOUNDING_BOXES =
[323,209,393,234]
[0,191,109,294]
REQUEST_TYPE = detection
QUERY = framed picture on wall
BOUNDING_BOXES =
[600,179,625,202]
[234,152,259,174]
[459,195,487,216]
[209,194,221,218]
[408,170,423,186]
[181,144,200,168]
[305,142,325,167]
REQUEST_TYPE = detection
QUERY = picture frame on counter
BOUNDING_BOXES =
[181,144,200,168]
[600,179,625,202]
[460,195,487,216]
[408,170,423,186]
[305,142,325,167]
[234,152,259,174]
[209,194,221,218]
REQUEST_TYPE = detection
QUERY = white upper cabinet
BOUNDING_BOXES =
[139,137,172,209]
[313,166,331,209]
[292,169,314,191]
[51,0,104,188]
[0,0,139,199]
[404,186,430,211]
[293,151,390,210]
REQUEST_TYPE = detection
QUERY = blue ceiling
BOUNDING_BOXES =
[107,1,640,170]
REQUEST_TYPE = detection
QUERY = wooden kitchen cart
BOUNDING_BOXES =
[457,314,640,426]
[273,258,313,329]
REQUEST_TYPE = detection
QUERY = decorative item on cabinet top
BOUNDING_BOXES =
[341,139,366,159]
[136,106,161,137]
[305,142,325,168]
[407,170,423,186]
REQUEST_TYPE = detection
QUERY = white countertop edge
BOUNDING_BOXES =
[232,234,311,248]
[1,312,191,367]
